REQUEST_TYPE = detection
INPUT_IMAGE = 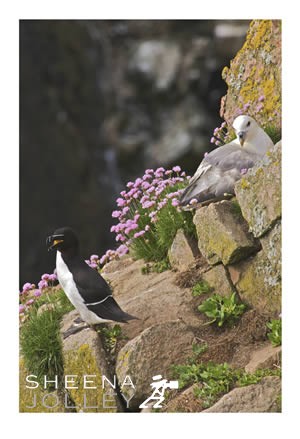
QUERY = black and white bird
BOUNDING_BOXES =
[46,227,137,330]
[179,115,274,208]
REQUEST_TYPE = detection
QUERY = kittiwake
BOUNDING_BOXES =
[179,115,273,208]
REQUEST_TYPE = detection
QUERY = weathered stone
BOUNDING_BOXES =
[221,20,281,130]
[201,264,233,297]
[168,229,198,271]
[203,376,281,412]
[193,200,259,265]
[116,321,194,410]
[260,221,281,274]
[61,315,120,413]
[228,249,281,313]
[102,257,202,341]
[235,142,281,238]
[164,384,203,413]
[19,358,66,413]
[245,343,281,373]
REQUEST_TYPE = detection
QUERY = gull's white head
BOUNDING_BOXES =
[232,115,259,146]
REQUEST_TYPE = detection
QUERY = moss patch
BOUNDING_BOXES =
[63,343,117,412]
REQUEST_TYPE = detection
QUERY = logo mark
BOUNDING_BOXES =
[139,375,179,409]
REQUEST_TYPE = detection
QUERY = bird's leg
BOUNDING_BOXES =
[62,322,89,339]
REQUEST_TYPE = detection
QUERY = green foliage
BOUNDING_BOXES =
[20,289,74,388]
[198,292,246,327]
[171,360,281,409]
[129,182,197,263]
[267,319,282,346]
[192,281,212,297]
[171,362,236,408]
[191,342,208,358]
[20,309,64,388]
[98,324,123,353]
[237,368,281,387]
[154,206,197,259]
[141,258,171,275]
[264,125,281,145]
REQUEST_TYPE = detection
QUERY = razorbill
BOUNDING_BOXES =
[46,227,137,326]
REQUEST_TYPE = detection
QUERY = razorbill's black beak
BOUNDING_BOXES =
[46,234,64,251]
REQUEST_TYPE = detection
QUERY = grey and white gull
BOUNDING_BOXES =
[179,115,274,208]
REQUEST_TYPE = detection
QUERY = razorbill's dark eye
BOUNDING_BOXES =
[247,121,251,127]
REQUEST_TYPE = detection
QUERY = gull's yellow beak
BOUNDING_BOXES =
[238,131,246,146]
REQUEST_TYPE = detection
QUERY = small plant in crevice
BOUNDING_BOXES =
[141,258,171,275]
[192,280,213,297]
[198,292,246,327]
[267,319,282,347]
[171,360,281,409]
[98,324,124,354]
[237,368,281,387]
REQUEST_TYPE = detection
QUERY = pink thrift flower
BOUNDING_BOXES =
[122,206,129,215]
[145,169,154,174]
[240,168,248,175]
[204,152,208,158]
[142,181,151,190]
[117,245,129,256]
[100,254,108,265]
[143,200,155,209]
[41,273,50,281]
[22,282,34,293]
[112,210,122,218]
[34,289,42,297]
[145,225,150,232]
[126,181,134,188]
[172,166,181,173]
[90,254,99,261]
[134,177,143,187]
[26,299,34,306]
[171,199,179,207]
[19,304,26,314]
[116,197,126,207]
[48,273,57,282]
[38,280,48,290]
[89,262,98,269]
[190,198,198,205]
[165,170,173,175]
[134,230,145,238]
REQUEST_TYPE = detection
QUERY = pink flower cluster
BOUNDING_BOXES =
[100,166,190,265]
[85,254,100,269]
[210,121,230,146]
[19,272,57,316]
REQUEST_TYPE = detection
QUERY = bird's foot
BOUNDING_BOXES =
[73,316,84,325]
[63,323,89,339]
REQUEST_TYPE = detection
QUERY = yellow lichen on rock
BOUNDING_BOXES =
[63,341,118,413]
[220,19,281,129]
[19,358,65,413]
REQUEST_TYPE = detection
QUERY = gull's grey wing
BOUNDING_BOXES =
[180,143,259,206]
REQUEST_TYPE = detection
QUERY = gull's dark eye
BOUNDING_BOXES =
[247,121,251,127]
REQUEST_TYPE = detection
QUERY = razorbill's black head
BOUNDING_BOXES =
[47,227,79,253]
[46,226,137,325]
